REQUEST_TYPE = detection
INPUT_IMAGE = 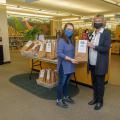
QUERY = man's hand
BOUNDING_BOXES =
[87,42,95,49]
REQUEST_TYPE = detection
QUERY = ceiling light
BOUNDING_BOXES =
[38,0,105,13]
[104,14,115,17]
[103,0,120,6]
[7,11,53,18]
[6,4,74,17]
[0,0,6,4]
[17,0,38,3]
[104,0,117,4]
[62,17,81,21]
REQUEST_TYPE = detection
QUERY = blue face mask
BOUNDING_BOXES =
[64,29,73,38]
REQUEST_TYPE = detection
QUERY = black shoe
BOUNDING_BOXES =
[56,99,68,108]
[88,100,96,105]
[64,96,75,104]
[94,103,103,110]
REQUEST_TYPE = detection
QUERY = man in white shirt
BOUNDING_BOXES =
[89,28,104,65]
[88,14,111,110]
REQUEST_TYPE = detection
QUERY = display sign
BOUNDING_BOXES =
[78,40,87,53]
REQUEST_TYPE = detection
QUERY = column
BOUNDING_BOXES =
[50,18,62,36]
[0,4,10,63]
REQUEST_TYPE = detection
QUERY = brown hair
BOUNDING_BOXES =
[61,23,75,44]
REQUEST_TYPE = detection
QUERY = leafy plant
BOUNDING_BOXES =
[8,17,27,32]
[24,27,42,41]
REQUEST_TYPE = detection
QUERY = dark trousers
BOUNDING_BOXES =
[90,65,105,104]
[57,65,71,100]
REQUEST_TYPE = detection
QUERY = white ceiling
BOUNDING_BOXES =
[6,0,120,15]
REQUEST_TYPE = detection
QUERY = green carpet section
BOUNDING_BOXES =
[9,73,79,100]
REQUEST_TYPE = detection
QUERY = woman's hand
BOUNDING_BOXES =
[70,59,78,64]
[65,56,78,64]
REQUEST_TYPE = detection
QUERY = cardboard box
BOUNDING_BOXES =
[75,40,88,62]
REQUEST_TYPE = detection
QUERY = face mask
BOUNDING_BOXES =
[94,23,103,29]
[64,29,73,38]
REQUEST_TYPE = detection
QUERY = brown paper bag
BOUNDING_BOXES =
[50,70,55,83]
[46,40,57,59]
[38,41,46,58]
[75,40,88,62]
[46,69,51,84]
[54,70,58,82]
[38,69,46,82]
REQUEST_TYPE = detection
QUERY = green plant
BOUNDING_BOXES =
[24,27,42,41]
[8,17,27,32]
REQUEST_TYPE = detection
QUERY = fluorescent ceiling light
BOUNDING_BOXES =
[103,0,120,6]
[62,17,80,21]
[104,0,117,4]
[6,4,74,17]
[37,10,71,16]
[17,0,38,2]
[7,11,53,18]
[62,16,94,21]
[104,14,115,17]
[0,0,6,4]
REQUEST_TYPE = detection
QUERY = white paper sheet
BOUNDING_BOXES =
[39,43,44,51]
[38,35,45,41]
[25,41,33,47]
[39,69,45,78]
[78,40,87,53]
[46,42,52,52]
[46,69,51,80]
